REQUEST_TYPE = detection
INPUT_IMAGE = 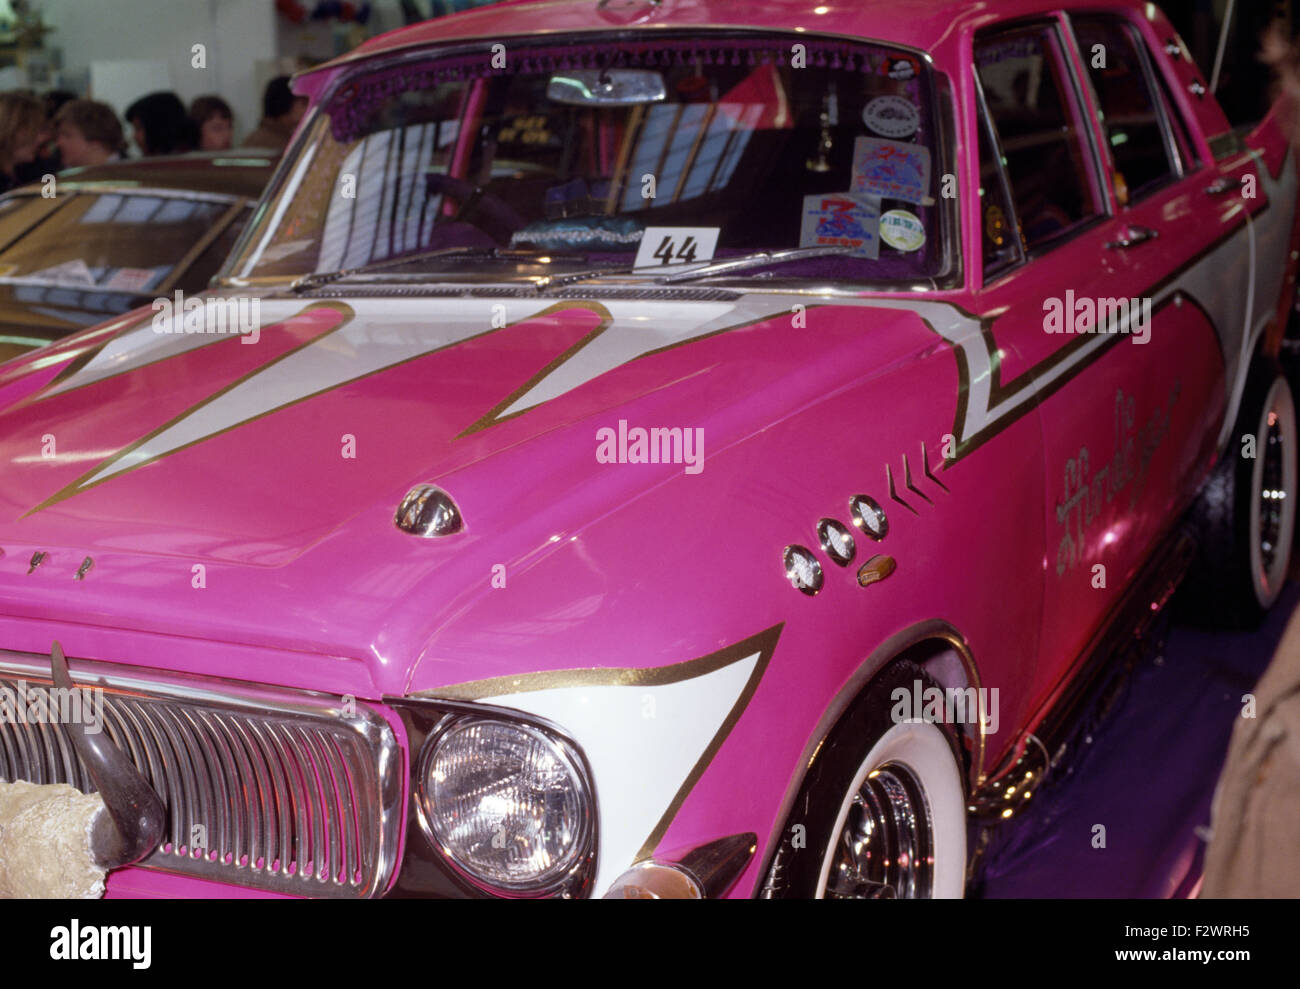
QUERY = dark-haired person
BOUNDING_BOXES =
[190,95,233,151]
[125,91,197,156]
[0,92,46,193]
[242,76,306,151]
[54,99,126,169]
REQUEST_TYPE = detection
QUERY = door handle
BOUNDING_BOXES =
[1205,176,1239,196]
[1105,225,1159,249]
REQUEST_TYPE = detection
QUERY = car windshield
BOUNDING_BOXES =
[0,191,236,318]
[230,33,952,286]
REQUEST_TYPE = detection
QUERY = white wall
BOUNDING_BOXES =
[37,0,279,143]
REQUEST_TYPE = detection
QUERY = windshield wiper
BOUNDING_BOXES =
[289,247,580,293]
[291,244,860,294]
[655,246,858,283]
[535,245,858,292]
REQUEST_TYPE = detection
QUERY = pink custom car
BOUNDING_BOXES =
[0,0,1297,899]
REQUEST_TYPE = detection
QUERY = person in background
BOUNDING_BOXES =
[190,95,233,151]
[0,92,46,194]
[125,91,197,156]
[1200,21,1300,899]
[242,76,307,151]
[12,89,75,184]
[54,99,126,169]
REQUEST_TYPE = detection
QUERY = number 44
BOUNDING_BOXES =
[653,235,698,264]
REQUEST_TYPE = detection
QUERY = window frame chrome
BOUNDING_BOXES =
[1065,11,1190,204]
[972,16,1116,286]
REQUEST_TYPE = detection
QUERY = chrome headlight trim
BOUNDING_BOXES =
[384,696,599,899]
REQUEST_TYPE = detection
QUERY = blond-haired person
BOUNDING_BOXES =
[0,92,45,194]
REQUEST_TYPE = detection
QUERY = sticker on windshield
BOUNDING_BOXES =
[27,259,97,287]
[799,194,880,259]
[879,209,926,252]
[863,97,919,139]
[633,227,720,269]
[881,54,920,81]
[103,266,165,294]
[852,137,930,205]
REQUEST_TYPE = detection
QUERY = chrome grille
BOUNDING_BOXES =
[0,654,402,898]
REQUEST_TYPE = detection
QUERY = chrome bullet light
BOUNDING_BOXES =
[850,494,889,541]
[817,518,856,566]
[783,545,824,595]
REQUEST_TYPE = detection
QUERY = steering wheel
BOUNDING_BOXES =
[425,173,526,245]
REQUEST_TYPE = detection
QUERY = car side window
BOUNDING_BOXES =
[1070,15,1189,202]
[975,24,1105,254]
[975,70,1023,279]
[1150,50,1202,175]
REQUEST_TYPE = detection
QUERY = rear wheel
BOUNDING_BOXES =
[1183,361,1298,626]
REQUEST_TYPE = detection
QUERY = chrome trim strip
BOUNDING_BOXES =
[4,185,244,206]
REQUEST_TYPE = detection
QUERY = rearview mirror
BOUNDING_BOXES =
[546,69,667,106]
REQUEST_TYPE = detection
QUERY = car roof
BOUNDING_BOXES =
[311,0,1151,74]
[9,149,277,201]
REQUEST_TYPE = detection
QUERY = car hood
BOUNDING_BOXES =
[0,289,935,690]
[1,291,806,561]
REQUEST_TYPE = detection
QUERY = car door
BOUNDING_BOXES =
[1068,11,1251,450]
[968,14,1223,717]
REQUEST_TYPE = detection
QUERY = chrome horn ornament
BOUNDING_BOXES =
[395,484,463,537]
[50,641,165,869]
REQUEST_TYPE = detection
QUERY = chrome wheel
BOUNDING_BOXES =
[814,719,966,899]
[825,761,933,898]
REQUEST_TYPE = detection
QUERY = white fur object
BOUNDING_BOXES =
[0,781,107,898]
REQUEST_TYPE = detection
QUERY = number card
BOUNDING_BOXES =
[633,227,720,269]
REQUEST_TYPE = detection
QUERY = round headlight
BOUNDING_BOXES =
[419,718,594,894]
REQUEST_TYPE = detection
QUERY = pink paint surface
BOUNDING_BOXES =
[0,0,1293,898]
